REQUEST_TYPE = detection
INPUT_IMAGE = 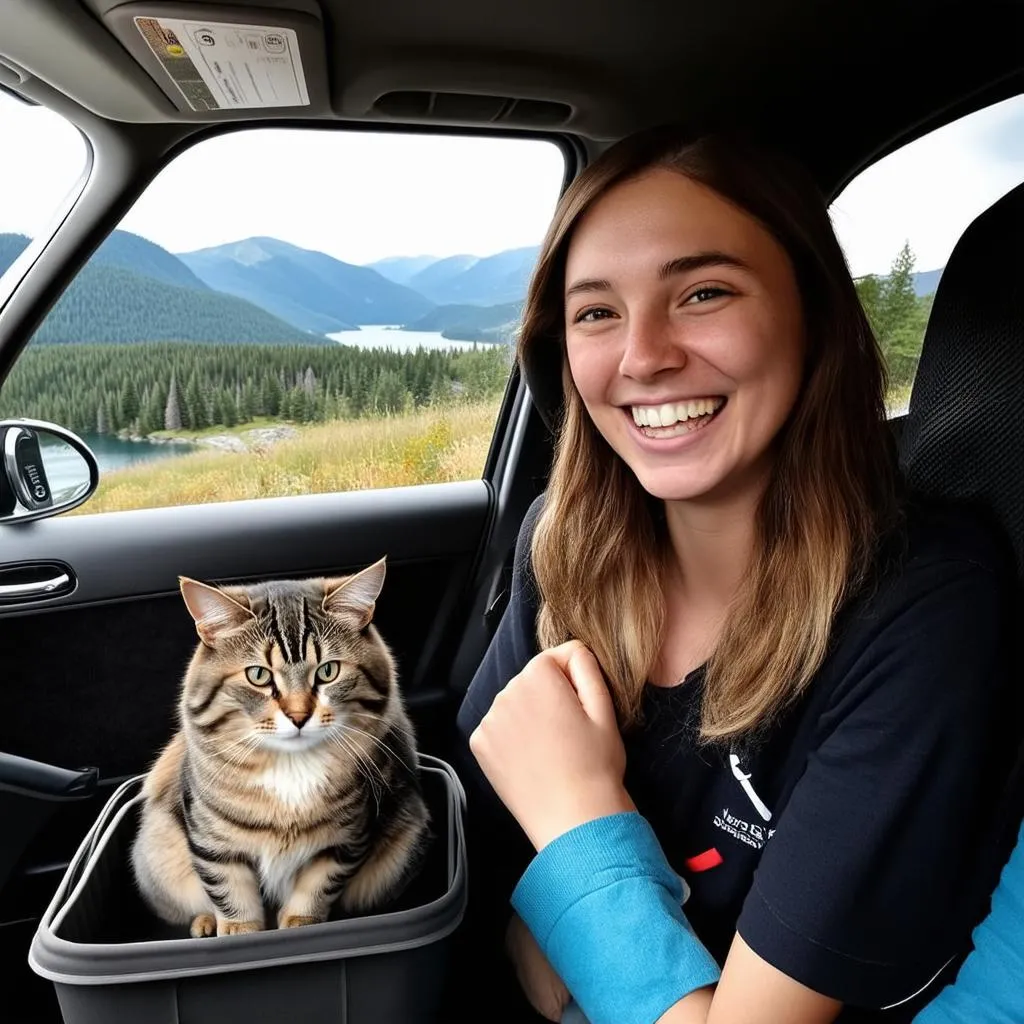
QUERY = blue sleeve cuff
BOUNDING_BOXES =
[511,812,721,1024]
[511,811,685,943]
[914,821,1024,1024]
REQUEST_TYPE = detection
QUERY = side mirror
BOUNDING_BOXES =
[0,420,99,523]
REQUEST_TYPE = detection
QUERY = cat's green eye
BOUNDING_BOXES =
[245,665,273,686]
[316,660,341,683]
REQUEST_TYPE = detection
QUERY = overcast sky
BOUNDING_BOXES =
[2,88,1023,275]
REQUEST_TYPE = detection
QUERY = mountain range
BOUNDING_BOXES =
[179,238,435,333]
[0,232,543,346]
[0,229,941,349]
[405,301,524,343]
[911,268,942,297]
[0,232,318,346]
[373,247,540,306]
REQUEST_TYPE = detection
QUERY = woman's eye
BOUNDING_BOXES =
[245,665,272,686]
[685,286,730,304]
[316,660,341,683]
[573,306,615,324]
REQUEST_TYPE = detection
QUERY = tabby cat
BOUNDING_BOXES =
[130,557,430,937]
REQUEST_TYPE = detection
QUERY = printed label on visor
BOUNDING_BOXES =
[134,16,310,111]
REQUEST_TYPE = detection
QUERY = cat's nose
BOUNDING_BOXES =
[285,709,312,729]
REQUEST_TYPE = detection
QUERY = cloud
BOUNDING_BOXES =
[0,91,87,240]
[0,90,565,265]
[972,98,1024,165]
[830,93,1024,277]
[5,86,1024,279]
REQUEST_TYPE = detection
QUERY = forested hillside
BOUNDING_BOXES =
[0,342,512,437]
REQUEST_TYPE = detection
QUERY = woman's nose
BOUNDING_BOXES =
[617,311,687,381]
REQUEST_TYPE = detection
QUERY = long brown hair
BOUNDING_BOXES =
[519,128,901,741]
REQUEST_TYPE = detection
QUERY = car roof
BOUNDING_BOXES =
[1,0,1022,195]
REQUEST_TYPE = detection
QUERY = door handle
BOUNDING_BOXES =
[0,561,75,602]
[0,573,70,598]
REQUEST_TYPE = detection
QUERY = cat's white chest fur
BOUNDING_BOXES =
[256,749,329,807]
[259,842,318,904]
[255,750,333,903]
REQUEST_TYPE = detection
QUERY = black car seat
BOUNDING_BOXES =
[898,177,1024,911]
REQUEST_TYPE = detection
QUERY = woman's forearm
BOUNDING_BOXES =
[511,812,721,1024]
[654,988,716,1023]
[512,813,842,1024]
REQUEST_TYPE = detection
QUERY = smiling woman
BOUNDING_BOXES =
[456,127,1013,1024]
[522,133,896,735]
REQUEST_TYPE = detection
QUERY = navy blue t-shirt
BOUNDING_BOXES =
[454,494,1014,1022]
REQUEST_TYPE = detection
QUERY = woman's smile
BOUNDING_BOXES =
[621,396,727,450]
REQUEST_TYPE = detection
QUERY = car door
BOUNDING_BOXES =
[0,101,567,1019]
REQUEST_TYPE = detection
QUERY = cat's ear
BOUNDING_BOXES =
[322,557,386,629]
[179,577,255,646]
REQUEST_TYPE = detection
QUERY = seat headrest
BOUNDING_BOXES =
[898,179,1024,576]
[522,330,564,435]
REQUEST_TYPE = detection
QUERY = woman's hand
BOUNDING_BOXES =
[506,913,571,1022]
[469,639,635,850]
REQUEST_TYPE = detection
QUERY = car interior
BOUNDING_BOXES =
[1,1,1023,1022]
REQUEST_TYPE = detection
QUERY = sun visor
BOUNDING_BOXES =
[100,2,331,119]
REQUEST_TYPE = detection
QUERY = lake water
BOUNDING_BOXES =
[32,431,197,501]
[76,433,199,475]
[327,325,492,352]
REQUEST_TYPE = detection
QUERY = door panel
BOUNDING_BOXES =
[0,479,492,940]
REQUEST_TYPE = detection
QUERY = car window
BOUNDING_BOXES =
[0,87,87,285]
[0,127,563,514]
[830,92,1024,415]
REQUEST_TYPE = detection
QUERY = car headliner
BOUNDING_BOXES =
[0,0,1022,197]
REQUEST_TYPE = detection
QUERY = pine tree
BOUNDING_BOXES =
[221,388,238,428]
[119,378,140,428]
[240,380,256,422]
[855,242,929,389]
[262,374,282,417]
[185,372,206,430]
[286,385,306,422]
[105,393,121,434]
[164,372,183,431]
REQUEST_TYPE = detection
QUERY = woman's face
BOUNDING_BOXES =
[563,168,806,505]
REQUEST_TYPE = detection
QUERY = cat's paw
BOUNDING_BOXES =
[278,913,319,929]
[217,919,263,936]
[189,914,217,938]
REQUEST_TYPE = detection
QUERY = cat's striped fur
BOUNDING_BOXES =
[131,558,430,937]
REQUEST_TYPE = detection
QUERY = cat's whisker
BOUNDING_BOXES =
[345,728,396,789]
[333,730,390,810]
[346,711,416,746]
[207,733,262,772]
[220,738,263,774]
[342,724,409,772]
[209,731,259,760]
[329,732,384,815]
[332,729,389,795]
[346,724,405,765]
[188,736,261,804]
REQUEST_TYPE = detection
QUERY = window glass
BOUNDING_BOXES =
[830,93,1024,414]
[0,87,87,283]
[0,127,563,513]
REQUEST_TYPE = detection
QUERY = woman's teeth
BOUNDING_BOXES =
[630,397,724,432]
